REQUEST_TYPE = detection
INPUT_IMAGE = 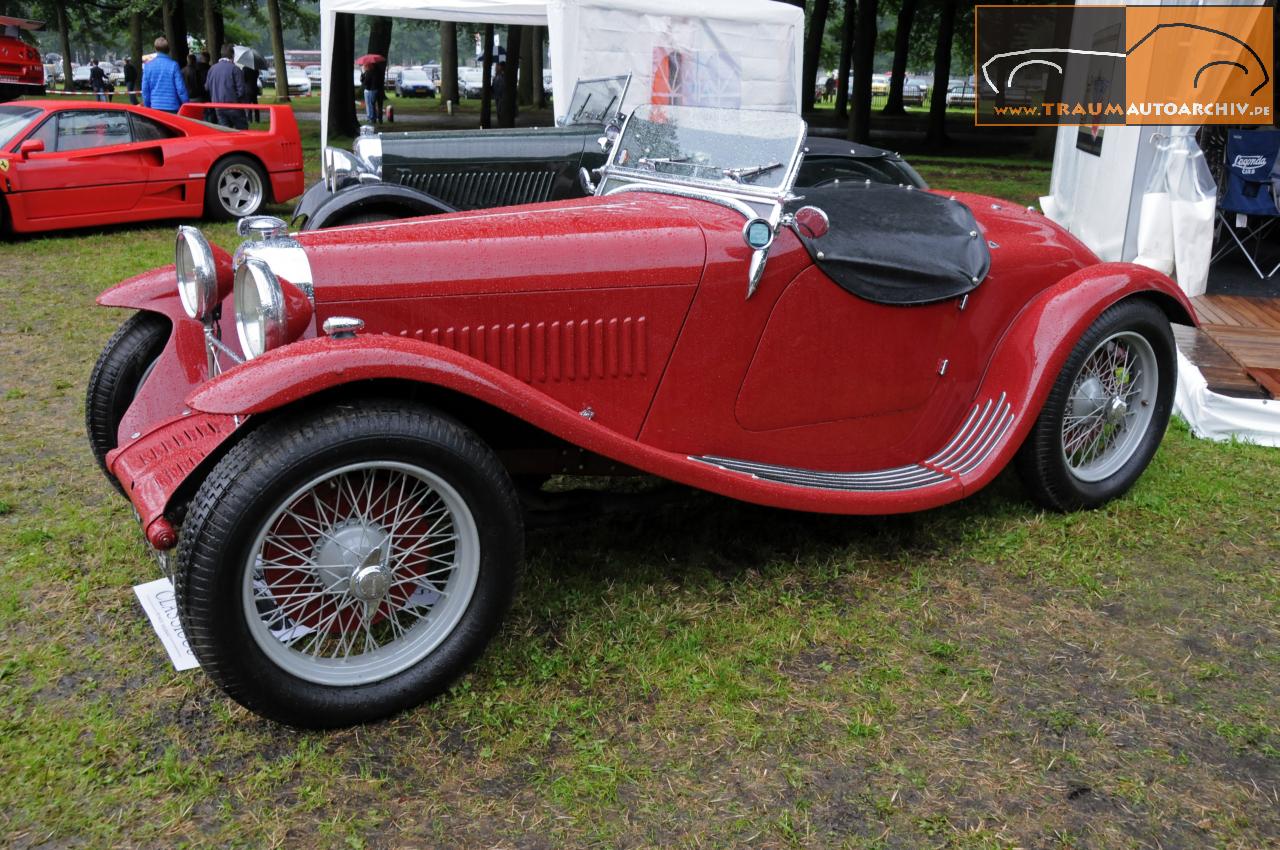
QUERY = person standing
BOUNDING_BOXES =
[142,37,189,113]
[361,63,378,124]
[122,57,138,105]
[89,60,109,102]
[197,52,213,122]
[242,63,260,123]
[182,54,206,104]
[205,44,247,129]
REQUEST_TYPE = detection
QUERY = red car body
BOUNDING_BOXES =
[87,105,1196,726]
[100,190,1193,548]
[0,101,303,234]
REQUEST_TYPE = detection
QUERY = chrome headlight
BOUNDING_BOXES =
[234,258,285,360]
[175,226,218,321]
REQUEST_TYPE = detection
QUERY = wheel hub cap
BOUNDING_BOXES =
[312,521,389,593]
[1106,396,1128,425]
[1072,376,1107,418]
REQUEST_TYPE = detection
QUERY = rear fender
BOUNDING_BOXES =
[954,262,1195,495]
[296,182,457,230]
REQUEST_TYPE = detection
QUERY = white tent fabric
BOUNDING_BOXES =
[1175,351,1280,447]
[318,0,803,155]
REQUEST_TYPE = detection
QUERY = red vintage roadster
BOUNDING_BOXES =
[88,105,1195,727]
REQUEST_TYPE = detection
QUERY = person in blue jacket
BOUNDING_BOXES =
[141,36,189,113]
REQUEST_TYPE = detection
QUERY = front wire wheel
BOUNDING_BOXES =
[1016,299,1176,511]
[176,401,523,727]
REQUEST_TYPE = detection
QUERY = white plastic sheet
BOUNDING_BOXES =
[318,0,803,155]
[1175,350,1280,447]
[1133,128,1216,297]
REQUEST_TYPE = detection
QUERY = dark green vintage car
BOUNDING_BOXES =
[292,75,927,230]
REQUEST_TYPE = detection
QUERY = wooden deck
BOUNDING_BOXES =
[1182,294,1280,399]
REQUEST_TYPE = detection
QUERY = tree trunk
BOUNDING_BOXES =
[802,0,831,113]
[926,0,958,147]
[266,0,289,102]
[848,0,877,143]
[203,0,220,57]
[882,0,917,115]
[329,12,358,138]
[129,11,143,80]
[170,0,189,66]
[54,0,72,92]
[531,27,544,108]
[440,21,458,104]
[367,16,393,59]
[497,25,521,127]
[517,26,534,106]
[834,0,854,119]
[480,24,493,127]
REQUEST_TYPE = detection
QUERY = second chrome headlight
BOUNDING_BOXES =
[175,226,218,321]
[234,258,285,360]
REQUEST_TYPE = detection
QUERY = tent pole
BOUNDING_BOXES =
[480,23,494,128]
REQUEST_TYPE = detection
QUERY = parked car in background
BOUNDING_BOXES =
[87,102,1192,728]
[261,65,275,88]
[0,101,304,233]
[456,65,483,98]
[285,65,311,96]
[293,75,927,230]
[70,64,93,90]
[947,78,977,107]
[107,61,124,85]
[0,16,45,101]
[395,67,435,97]
[304,64,323,88]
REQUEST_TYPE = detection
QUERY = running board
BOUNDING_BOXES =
[690,393,1014,493]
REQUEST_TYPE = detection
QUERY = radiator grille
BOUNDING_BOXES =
[394,168,559,209]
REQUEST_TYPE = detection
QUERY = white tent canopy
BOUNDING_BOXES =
[318,0,803,154]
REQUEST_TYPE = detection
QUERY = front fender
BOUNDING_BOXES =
[294,181,457,230]
[96,242,234,319]
[956,261,1195,495]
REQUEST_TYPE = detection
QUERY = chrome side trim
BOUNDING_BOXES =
[690,455,949,492]
[926,392,1014,475]
[688,393,1013,495]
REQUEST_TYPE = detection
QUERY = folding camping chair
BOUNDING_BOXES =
[1212,128,1280,279]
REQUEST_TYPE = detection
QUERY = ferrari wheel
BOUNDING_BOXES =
[206,155,266,220]
[175,401,523,727]
[1016,299,1175,511]
[85,311,169,495]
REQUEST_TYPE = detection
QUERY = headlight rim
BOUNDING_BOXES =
[234,257,285,360]
[175,225,219,321]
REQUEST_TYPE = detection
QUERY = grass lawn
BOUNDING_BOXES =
[0,121,1277,849]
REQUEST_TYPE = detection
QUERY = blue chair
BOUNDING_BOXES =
[1213,129,1280,279]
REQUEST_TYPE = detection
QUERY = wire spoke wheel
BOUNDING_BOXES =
[244,460,481,686]
[1060,331,1158,482]
[214,161,264,217]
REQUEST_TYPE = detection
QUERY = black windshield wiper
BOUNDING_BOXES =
[722,161,783,183]
[637,155,692,170]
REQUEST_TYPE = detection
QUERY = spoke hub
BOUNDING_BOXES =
[312,521,389,593]
[351,565,392,602]
[1071,376,1107,418]
[1106,396,1128,425]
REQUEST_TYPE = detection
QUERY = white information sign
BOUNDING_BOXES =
[133,577,201,671]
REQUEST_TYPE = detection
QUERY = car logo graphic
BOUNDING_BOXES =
[981,22,1271,97]
[0,159,8,172]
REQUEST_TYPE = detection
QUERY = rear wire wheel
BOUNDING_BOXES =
[175,401,523,727]
[1016,299,1176,511]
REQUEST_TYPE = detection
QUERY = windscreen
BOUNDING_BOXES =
[562,75,629,126]
[0,106,40,149]
[610,105,805,194]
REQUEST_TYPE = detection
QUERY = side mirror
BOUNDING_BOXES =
[742,218,774,251]
[792,205,830,239]
[596,121,621,152]
[19,138,44,159]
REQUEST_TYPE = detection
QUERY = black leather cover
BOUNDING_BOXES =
[789,183,990,306]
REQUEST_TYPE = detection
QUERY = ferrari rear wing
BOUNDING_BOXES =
[0,16,45,31]
[178,102,299,138]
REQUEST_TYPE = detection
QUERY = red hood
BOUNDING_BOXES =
[296,195,709,303]
[954,191,1097,285]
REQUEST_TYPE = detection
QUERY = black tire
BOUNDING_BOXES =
[85,311,170,496]
[204,154,268,220]
[175,400,523,728]
[1016,298,1176,511]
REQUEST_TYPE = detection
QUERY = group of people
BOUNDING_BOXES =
[87,58,136,103]
[139,37,259,128]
